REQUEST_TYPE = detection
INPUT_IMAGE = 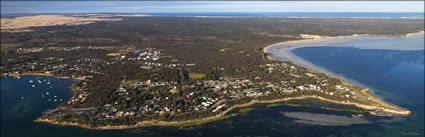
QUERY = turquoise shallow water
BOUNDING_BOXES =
[1,35,424,137]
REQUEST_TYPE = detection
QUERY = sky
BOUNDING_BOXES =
[1,1,424,14]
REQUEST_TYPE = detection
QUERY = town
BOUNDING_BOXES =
[2,46,379,126]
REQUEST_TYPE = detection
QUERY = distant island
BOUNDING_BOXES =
[1,14,422,130]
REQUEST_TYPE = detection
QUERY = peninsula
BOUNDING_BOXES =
[1,14,422,129]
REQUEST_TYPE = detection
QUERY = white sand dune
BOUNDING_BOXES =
[1,14,123,32]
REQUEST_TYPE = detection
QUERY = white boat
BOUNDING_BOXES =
[29,80,33,83]
[32,85,35,88]
[46,92,50,95]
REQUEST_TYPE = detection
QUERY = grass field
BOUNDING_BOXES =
[189,73,206,80]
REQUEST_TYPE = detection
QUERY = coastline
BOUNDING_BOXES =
[33,31,420,130]
[263,30,424,55]
[403,30,424,37]
[17,31,423,130]
[263,31,423,113]
[35,92,411,130]
[263,31,425,86]
[8,64,410,130]
[263,34,371,87]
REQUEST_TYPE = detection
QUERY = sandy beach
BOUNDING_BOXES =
[263,31,424,55]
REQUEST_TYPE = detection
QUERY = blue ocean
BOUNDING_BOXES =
[292,34,424,137]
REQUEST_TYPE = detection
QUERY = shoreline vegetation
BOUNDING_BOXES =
[29,32,418,130]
